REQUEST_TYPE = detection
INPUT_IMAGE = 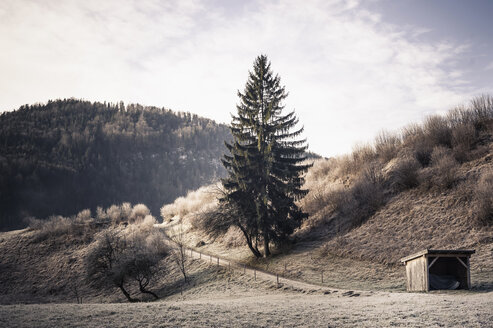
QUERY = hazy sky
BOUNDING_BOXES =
[1,0,492,157]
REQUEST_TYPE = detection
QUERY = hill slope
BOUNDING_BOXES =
[159,95,493,291]
[0,99,231,230]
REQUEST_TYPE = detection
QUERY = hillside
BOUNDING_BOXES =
[0,99,231,230]
[1,212,491,327]
[159,95,493,291]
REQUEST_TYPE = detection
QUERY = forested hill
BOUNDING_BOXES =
[0,99,231,230]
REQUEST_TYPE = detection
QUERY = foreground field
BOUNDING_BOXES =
[2,288,492,328]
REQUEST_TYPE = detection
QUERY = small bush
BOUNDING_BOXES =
[388,156,420,191]
[475,171,493,225]
[374,130,401,162]
[420,147,458,191]
[338,163,385,227]
[160,184,219,221]
[29,215,92,242]
[76,209,91,221]
[130,204,150,223]
[452,123,476,147]
[451,122,477,162]
[423,115,452,147]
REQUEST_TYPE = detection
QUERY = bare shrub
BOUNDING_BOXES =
[85,223,168,302]
[107,204,123,225]
[470,94,493,128]
[420,147,458,190]
[374,130,401,162]
[451,123,477,162]
[76,209,91,221]
[388,156,420,191]
[336,163,385,227]
[121,203,132,220]
[160,184,219,221]
[169,223,188,282]
[423,115,452,147]
[96,206,107,221]
[401,123,433,166]
[130,204,150,223]
[29,214,92,242]
[475,171,493,225]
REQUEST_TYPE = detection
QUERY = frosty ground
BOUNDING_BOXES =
[2,267,492,328]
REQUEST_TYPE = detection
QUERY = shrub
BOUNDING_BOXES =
[130,204,150,223]
[374,130,401,162]
[423,115,452,147]
[420,146,458,191]
[28,215,92,242]
[470,94,493,128]
[336,163,385,227]
[388,156,420,191]
[451,123,477,162]
[85,223,168,302]
[160,184,219,221]
[475,171,493,225]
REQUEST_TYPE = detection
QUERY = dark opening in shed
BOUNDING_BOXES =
[400,249,475,292]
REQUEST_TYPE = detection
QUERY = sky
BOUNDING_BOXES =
[1,0,492,157]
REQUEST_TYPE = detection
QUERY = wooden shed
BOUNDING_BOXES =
[400,249,475,292]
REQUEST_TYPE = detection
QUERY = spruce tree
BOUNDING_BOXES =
[221,55,311,257]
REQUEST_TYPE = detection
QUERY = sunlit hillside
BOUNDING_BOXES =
[160,95,493,291]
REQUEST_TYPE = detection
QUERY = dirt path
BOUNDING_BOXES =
[163,232,372,297]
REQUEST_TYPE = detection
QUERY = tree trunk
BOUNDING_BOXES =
[139,281,159,300]
[263,232,271,257]
[118,283,138,303]
[238,224,262,258]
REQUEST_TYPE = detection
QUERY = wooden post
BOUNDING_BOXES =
[321,270,324,283]
[217,257,219,266]
[276,274,279,287]
[254,269,256,281]
[243,265,246,274]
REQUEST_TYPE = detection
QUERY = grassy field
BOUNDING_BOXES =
[2,281,492,327]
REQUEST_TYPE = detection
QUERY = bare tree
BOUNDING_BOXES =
[170,223,188,283]
[85,225,168,302]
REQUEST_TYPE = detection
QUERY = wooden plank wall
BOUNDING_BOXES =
[405,256,428,291]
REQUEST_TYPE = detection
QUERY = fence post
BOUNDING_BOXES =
[217,257,219,266]
[276,274,279,287]
[321,270,324,283]
[243,264,246,274]
[254,269,256,281]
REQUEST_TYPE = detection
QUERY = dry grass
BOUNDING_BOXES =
[155,96,493,295]
[475,170,493,225]
[2,289,493,328]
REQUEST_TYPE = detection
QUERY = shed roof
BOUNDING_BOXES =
[400,249,475,263]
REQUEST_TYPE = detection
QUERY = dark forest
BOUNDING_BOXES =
[0,99,231,230]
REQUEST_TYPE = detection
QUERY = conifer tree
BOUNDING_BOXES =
[221,55,310,257]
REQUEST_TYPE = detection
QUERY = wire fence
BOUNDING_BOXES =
[180,244,327,289]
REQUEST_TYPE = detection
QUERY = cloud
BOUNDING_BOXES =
[0,0,480,156]
[486,61,493,71]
